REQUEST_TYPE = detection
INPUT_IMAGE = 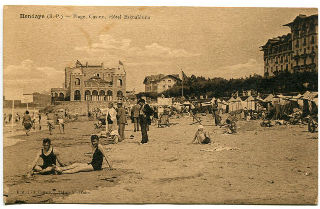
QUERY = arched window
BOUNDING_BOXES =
[59,93,64,101]
[92,90,98,101]
[107,90,113,101]
[85,90,91,101]
[92,90,98,96]
[117,91,123,98]
[54,93,58,98]
[117,79,123,87]
[75,78,80,85]
[99,90,105,96]
[99,90,106,101]
[74,90,81,101]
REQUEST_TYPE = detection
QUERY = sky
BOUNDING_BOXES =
[3,6,318,99]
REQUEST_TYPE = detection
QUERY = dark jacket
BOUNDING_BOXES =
[117,107,127,124]
[140,104,154,125]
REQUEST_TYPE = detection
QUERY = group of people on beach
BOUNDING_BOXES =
[21,111,43,135]
[28,135,112,176]
[25,98,215,177]
[103,99,153,144]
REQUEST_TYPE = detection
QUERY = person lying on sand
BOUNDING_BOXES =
[55,135,113,174]
[192,125,211,144]
[28,138,65,176]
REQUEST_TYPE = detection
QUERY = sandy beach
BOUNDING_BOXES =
[3,114,318,204]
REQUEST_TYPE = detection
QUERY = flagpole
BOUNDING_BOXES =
[182,72,184,98]
[11,99,14,131]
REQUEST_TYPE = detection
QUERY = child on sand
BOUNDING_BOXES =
[192,125,211,144]
[55,135,112,174]
[28,138,65,176]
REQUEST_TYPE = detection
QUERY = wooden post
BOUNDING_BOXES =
[11,100,14,131]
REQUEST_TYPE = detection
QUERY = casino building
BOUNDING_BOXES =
[260,14,318,77]
[51,60,126,102]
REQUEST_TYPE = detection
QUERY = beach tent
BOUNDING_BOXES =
[313,97,318,106]
[228,97,242,112]
[292,93,302,100]
[235,96,243,110]
[307,92,318,100]
[263,94,274,102]
[243,95,256,110]
[210,97,216,104]
[302,91,311,99]
[183,101,191,105]
[228,97,237,112]
[201,102,212,107]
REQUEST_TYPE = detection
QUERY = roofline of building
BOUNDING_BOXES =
[283,14,318,27]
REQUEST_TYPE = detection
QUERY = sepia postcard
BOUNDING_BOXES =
[2,5,318,204]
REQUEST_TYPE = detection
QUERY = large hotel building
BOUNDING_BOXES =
[260,14,318,77]
[51,60,126,102]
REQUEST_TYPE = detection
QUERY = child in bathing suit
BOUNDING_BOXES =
[28,138,65,175]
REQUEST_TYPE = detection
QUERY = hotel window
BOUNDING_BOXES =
[168,80,171,83]
[163,85,166,88]
[312,57,315,63]
[168,85,171,88]
[75,78,80,85]
[304,58,307,65]
[311,36,315,44]
[296,40,299,48]
[303,37,306,46]
[281,65,283,71]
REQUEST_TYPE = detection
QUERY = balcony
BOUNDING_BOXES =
[300,65,307,70]
[293,66,300,71]
[300,53,307,59]
[293,54,300,60]
[309,63,316,69]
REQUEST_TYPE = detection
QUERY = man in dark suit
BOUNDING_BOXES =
[138,99,153,144]
[116,102,127,142]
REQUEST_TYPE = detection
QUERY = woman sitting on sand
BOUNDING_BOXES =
[28,138,65,175]
[192,125,211,144]
[55,135,112,174]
